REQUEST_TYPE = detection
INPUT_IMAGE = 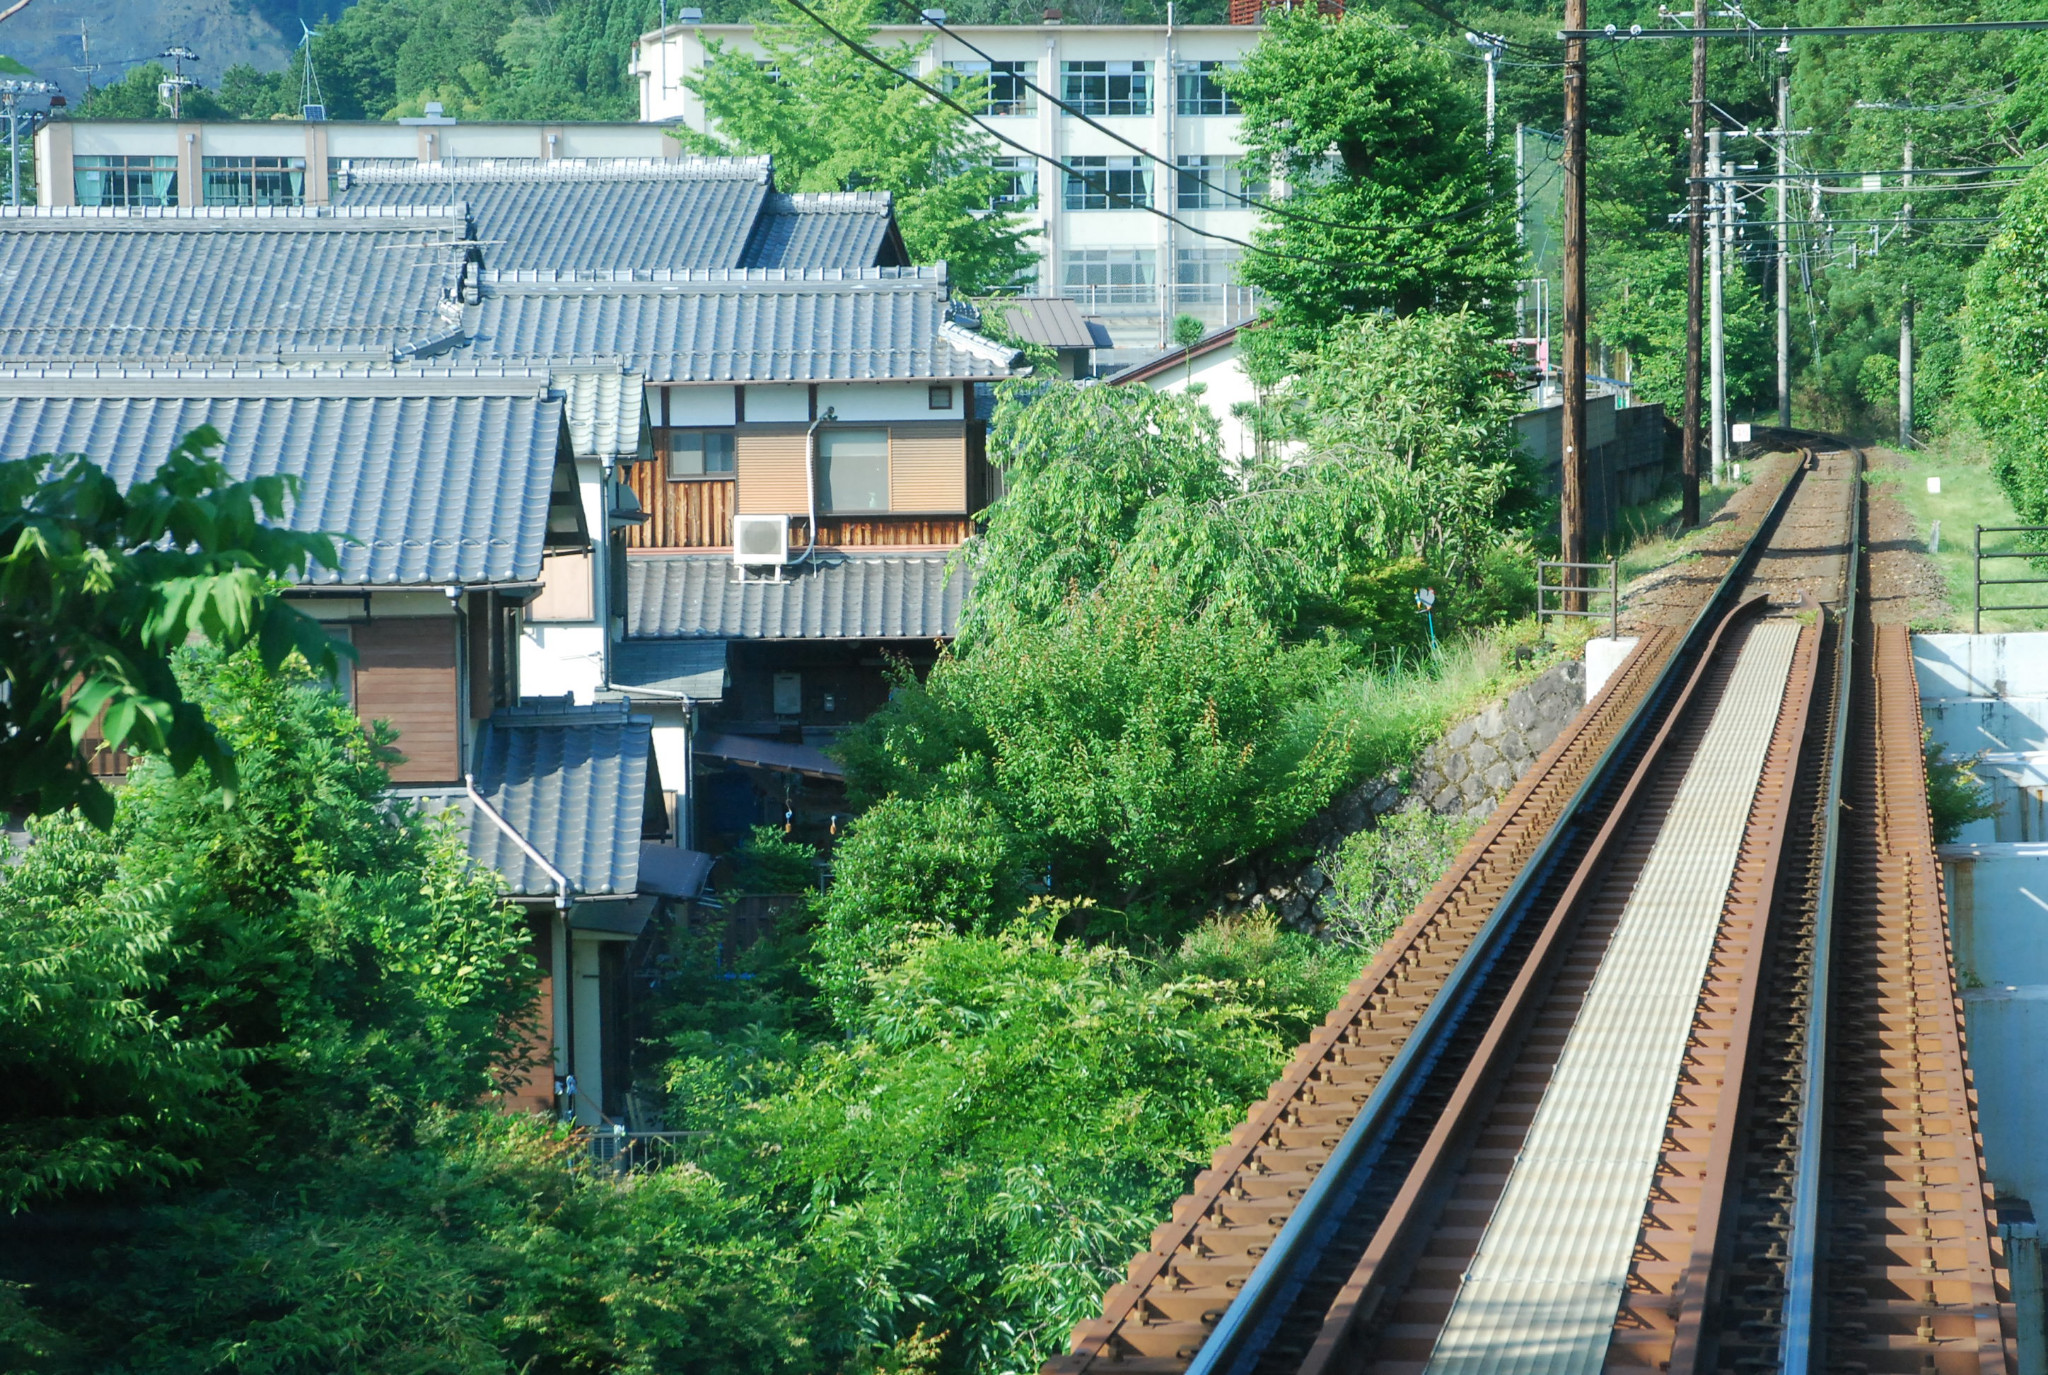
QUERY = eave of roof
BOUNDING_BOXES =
[1107,321,1247,387]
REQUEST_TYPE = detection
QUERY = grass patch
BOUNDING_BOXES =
[1879,434,2048,632]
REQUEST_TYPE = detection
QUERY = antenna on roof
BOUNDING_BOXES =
[71,21,99,95]
[297,22,325,121]
[156,45,198,119]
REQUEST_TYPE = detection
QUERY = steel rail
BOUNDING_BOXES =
[1778,446,1861,1373]
[1181,459,1815,1375]
[1293,591,1779,1375]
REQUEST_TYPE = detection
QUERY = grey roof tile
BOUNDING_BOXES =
[334,157,773,272]
[739,192,903,270]
[627,552,969,640]
[988,296,1101,350]
[471,267,1020,382]
[611,638,729,698]
[0,207,473,363]
[552,369,648,462]
[0,387,561,585]
[467,700,652,898]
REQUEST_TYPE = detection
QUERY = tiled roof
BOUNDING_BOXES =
[333,157,773,272]
[988,296,1104,350]
[0,207,473,363]
[467,700,652,898]
[611,638,728,699]
[0,383,561,585]
[738,192,904,270]
[552,369,648,462]
[470,267,1021,382]
[626,552,969,640]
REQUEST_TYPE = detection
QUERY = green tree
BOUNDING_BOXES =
[681,0,1036,294]
[0,429,340,823]
[0,645,534,1210]
[1226,6,1519,349]
[76,62,230,120]
[1962,164,2048,518]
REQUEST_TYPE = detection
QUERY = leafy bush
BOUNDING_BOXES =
[1925,740,2000,844]
[723,823,820,894]
[1322,808,1480,951]
[0,646,533,1210]
[1963,165,2048,519]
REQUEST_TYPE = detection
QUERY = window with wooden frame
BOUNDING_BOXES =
[667,428,737,479]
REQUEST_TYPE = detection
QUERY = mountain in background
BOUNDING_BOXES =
[5,1,350,104]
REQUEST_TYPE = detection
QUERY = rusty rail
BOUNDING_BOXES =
[1048,456,1812,1375]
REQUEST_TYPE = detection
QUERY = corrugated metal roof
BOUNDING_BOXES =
[611,638,728,698]
[988,296,1101,349]
[0,208,473,363]
[552,369,647,462]
[334,158,773,272]
[627,552,968,639]
[739,192,902,270]
[467,700,652,898]
[0,390,561,585]
[472,268,1020,382]
[638,844,713,899]
[1424,622,1801,1375]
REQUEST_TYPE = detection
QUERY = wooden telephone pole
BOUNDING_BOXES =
[1682,0,1706,527]
[1560,0,1588,601]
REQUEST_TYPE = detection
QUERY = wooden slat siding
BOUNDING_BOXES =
[628,471,734,548]
[354,617,461,783]
[735,425,811,514]
[793,516,976,547]
[888,422,967,512]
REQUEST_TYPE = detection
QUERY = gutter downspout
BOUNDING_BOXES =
[607,682,697,851]
[792,405,837,569]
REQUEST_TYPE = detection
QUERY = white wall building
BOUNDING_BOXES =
[631,18,1264,362]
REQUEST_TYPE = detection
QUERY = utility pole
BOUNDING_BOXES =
[1776,64,1791,429]
[1708,128,1727,484]
[1681,0,1707,527]
[0,81,60,207]
[1561,0,1588,602]
[158,47,198,120]
[1900,139,1914,448]
[1469,32,1502,149]
[71,22,99,96]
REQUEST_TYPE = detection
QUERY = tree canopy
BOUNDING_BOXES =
[0,429,340,824]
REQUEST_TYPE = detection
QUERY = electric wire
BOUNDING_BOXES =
[773,0,1515,275]
[920,12,1517,234]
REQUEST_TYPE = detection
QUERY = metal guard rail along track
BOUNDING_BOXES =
[1053,460,1818,1375]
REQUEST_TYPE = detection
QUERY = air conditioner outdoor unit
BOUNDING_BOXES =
[732,514,790,575]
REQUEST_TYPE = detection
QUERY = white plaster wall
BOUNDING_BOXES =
[521,624,608,704]
[818,381,958,421]
[746,384,810,422]
[666,386,738,426]
[1136,338,1259,466]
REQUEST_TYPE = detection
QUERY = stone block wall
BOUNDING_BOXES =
[1221,656,1588,931]
[1409,659,1586,819]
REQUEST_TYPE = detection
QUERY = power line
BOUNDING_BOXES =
[918,10,1511,235]
[1565,18,2048,40]
[774,0,1508,276]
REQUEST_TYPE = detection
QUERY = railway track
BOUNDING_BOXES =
[1046,447,2014,1375]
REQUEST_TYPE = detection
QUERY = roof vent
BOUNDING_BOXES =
[921,8,947,21]
[1044,7,1062,21]
[733,514,790,574]
[678,7,704,20]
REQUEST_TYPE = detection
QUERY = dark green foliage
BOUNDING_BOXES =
[0,646,533,1211]
[668,910,1351,1374]
[0,428,340,824]
[1962,165,2048,519]
[722,823,821,894]
[1226,7,1520,347]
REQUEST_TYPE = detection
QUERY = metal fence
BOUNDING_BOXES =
[1536,557,1622,641]
[580,1128,709,1174]
[1974,524,2048,633]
